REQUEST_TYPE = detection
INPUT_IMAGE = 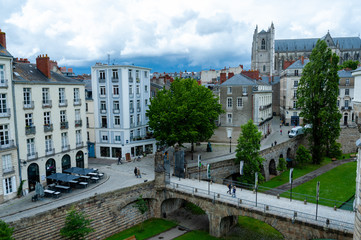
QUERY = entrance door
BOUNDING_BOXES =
[76,151,84,168]
[27,163,40,192]
[87,142,95,158]
[344,115,348,125]
[45,159,56,184]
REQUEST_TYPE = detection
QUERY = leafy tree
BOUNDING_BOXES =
[295,145,311,166]
[146,78,223,147]
[297,40,342,164]
[235,119,264,183]
[277,158,287,172]
[329,141,342,159]
[60,207,94,240]
[0,219,14,240]
[338,60,360,70]
[134,195,149,232]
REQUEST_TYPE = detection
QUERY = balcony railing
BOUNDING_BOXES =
[98,77,106,83]
[44,124,53,132]
[136,77,140,83]
[23,101,34,109]
[113,109,120,114]
[137,107,141,112]
[129,77,133,83]
[74,99,82,106]
[111,77,119,82]
[42,100,52,108]
[45,148,55,156]
[100,109,107,114]
[136,93,140,98]
[0,140,15,150]
[62,144,70,152]
[130,108,134,113]
[129,93,134,98]
[3,166,15,175]
[341,106,352,110]
[259,103,272,111]
[75,120,82,127]
[25,126,36,135]
[27,152,38,161]
[0,108,11,118]
[0,79,8,88]
[60,121,69,129]
[59,99,68,107]
[76,141,83,148]
[130,123,135,128]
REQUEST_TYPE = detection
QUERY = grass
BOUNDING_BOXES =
[174,230,221,240]
[280,161,356,207]
[105,218,177,240]
[259,153,355,190]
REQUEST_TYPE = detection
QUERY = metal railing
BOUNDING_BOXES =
[0,108,11,118]
[60,121,68,129]
[44,124,53,132]
[75,120,82,127]
[74,99,82,106]
[2,166,15,175]
[62,144,70,152]
[45,148,55,156]
[0,140,15,150]
[27,152,38,161]
[42,100,52,108]
[111,77,119,82]
[59,99,68,107]
[25,126,36,135]
[0,79,8,88]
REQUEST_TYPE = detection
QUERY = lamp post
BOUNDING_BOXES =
[227,128,233,153]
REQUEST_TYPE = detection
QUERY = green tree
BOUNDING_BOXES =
[338,60,360,70]
[134,195,149,232]
[146,78,223,147]
[297,40,342,164]
[60,207,94,240]
[295,145,311,166]
[235,119,264,183]
[0,219,14,240]
[277,158,287,172]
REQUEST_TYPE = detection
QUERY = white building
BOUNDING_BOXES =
[0,31,19,203]
[13,55,88,193]
[338,69,356,126]
[201,65,243,84]
[91,64,156,159]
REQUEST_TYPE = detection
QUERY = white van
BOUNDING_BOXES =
[288,126,304,138]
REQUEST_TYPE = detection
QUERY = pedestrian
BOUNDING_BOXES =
[280,129,282,135]
[137,168,142,178]
[280,123,282,128]
[271,143,273,147]
[274,140,277,145]
[134,167,138,177]
[232,186,236,198]
[227,184,232,194]
[118,155,122,165]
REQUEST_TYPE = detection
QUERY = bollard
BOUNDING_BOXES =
[304,199,307,205]
[265,205,269,211]
[217,193,220,198]
[326,219,330,226]
[294,211,297,218]
[239,199,242,204]
[277,194,280,199]
[334,205,337,211]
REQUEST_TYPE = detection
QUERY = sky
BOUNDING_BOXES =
[0,0,361,75]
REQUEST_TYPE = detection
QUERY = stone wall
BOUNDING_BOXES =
[9,182,156,240]
[338,126,359,153]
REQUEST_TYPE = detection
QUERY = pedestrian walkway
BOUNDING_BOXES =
[147,226,188,240]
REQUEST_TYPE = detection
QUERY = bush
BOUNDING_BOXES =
[329,142,342,159]
[295,145,311,166]
[60,207,94,240]
[0,219,14,240]
[277,158,287,172]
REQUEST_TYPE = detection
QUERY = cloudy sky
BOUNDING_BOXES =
[1,0,361,74]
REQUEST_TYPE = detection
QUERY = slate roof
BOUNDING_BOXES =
[221,74,258,86]
[13,62,84,85]
[287,59,310,69]
[338,69,353,78]
[0,44,12,58]
[260,76,280,85]
[275,37,361,52]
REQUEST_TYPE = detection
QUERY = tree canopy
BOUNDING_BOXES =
[235,119,264,183]
[60,207,94,240]
[338,60,360,70]
[297,40,342,164]
[146,78,223,147]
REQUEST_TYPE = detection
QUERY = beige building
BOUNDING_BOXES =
[337,69,356,126]
[201,65,243,84]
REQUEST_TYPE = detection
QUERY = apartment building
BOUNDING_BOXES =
[91,64,156,159]
[13,55,88,193]
[338,69,356,126]
[0,30,19,203]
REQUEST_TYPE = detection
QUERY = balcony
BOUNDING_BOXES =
[74,99,82,106]
[59,99,68,107]
[23,101,34,109]
[100,109,107,114]
[27,152,38,161]
[136,77,140,83]
[113,109,120,114]
[259,103,272,111]
[111,77,119,82]
[0,108,11,118]
[130,108,134,113]
[137,107,141,112]
[136,93,140,98]
[45,148,55,156]
[3,166,15,175]
[130,123,135,128]
[75,120,82,127]
[0,140,15,150]
[44,124,53,132]
[341,106,352,111]
[42,100,52,108]
[76,141,83,149]
[25,126,36,135]
[137,121,141,126]
[60,121,69,129]
[0,79,8,88]
[62,144,70,152]
[98,77,106,83]
[129,77,133,83]
[129,93,134,98]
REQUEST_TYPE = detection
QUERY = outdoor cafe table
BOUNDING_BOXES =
[80,175,90,182]
[55,185,71,193]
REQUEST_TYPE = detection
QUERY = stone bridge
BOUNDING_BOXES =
[187,136,304,181]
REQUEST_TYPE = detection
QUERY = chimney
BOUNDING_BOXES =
[228,72,234,79]
[36,54,51,78]
[0,29,6,49]
[220,72,227,84]
[68,68,73,73]
[301,56,304,65]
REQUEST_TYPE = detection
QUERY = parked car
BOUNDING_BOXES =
[288,126,304,138]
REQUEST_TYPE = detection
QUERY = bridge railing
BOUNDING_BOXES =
[168,181,354,232]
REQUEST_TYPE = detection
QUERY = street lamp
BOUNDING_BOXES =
[227,128,233,153]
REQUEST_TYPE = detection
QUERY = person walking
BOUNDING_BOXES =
[118,156,122,165]
[227,184,231,194]
[280,129,282,135]
[134,167,138,178]
[137,168,142,178]
[232,186,236,198]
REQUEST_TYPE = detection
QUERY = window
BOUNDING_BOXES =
[346,79,350,85]
[128,69,133,78]
[145,85,148,92]
[263,65,266,72]
[99,70,105,80]
[337,100,340,107]
[100,86,106,96]
[27,138,35,156]
[137,100,140,109]
[144,71,148,77]
[2,154,12,172]
[243,87,247,95]
[145,99,148,106]
[0,125,9,145]
[112,69,119,79]
[60,110,67,122]
[101,116,107,128]
[113,101,120,110]
[115,135,121,142]
[86,103,88,112]
[113,85,119,95]
[130,130,134,139]
[294,81,298,87]
[45,135,53,152]
[227,98,232,108]
[102,134,108,141]
[137,128,141,137]
[86,117,89,127]
[61,132,68,149]
[44,112,51,125]
[100,101,107,111]
[261,38,265,50]
[130,100,134,111]
[136,85,140,94]
[0,94,7,113]
[227,113,232,124]
[114,116,120,126]
[76,130,82,145]
[25,113,33,126]
[59,88,66,104]
[294,90,297,98]
[4,177,15,195]
[42,88,50,104]
[129,85,133,95]
[75,109,80,121]
[130,115,134,125]
[136,70,140,79]
[293,112,298,116]
[237,98,243,107]
[293,101,297,108]
[87,132,90,141]
[345,100,349,107]
[74,88,80,103]
[100,147,110,157]
[227,87,232,94]
[137,114,141,124]
[23,88,31,105]
[0,65,4,82]
[345,89,349,96]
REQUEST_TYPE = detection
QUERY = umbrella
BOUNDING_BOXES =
[46,173,80,182]
[64,167,95,176]
[35,182,44,198]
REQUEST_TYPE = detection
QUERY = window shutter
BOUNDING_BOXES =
[2,179,6,195]
[12,176,16,193]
